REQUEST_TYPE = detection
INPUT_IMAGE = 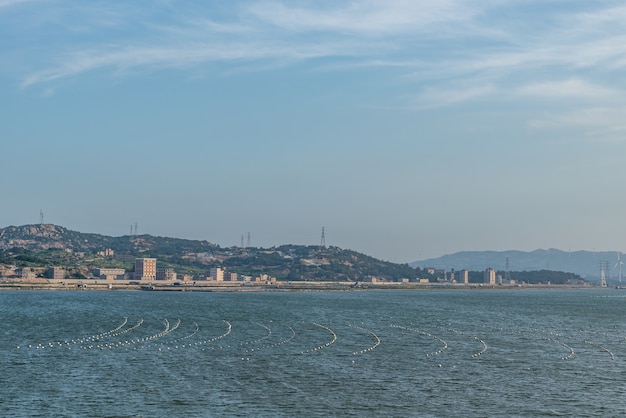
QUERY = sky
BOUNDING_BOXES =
[2,0,626,263]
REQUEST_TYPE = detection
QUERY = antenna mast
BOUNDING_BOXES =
[505,256,511,283]
[614,253,623,284]
[247,232,251,248]
[39,209,44,225]
[320,227,326,247]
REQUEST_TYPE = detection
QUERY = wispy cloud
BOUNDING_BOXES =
[21,39,366,87]
[516,79,618,100]
[9,0,626,108]
[0,0,33,8]
[246,0,481,35]
[529,107,626,141]
[413,84,496,109]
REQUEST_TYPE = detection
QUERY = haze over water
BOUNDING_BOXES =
[1,289,625,416]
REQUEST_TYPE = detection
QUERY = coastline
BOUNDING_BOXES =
[0,278,597,292]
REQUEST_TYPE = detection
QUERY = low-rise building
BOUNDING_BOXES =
[210,267,224,282]
[46,266,66,280]
[20,268,36,279]
[93,268,126,280]
[156,268,177,281]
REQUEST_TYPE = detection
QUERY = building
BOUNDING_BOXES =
[178,273,193,282]
[224,272,239,282]
[457,269,469,284]
[97,248,115,257]
[0,265,14,278]
[134,258,157,281]
[156,268,177,281]
[46,267,66,280]
[93,268,126,280]
[210,267,224,282]
[484,267,496,285]
[20,268,36,279]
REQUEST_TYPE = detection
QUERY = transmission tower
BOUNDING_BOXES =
[39,209,44,225]
[247,232,251,248]
[320,227,326,247]
[505,256,511,283]
[600,261,608,288]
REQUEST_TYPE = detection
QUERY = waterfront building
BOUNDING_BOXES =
[20,268,36,279]
[156,268,177,281]
[458,269,469,284]
[210,267,224,282]
[484,267,496,285]
[46,266,66,280]
[178,274,193,282]
[0,265,14,278]
[93,268,126,280]
[134,258,157,281]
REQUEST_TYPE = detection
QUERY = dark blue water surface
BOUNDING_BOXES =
[1,289,626,417]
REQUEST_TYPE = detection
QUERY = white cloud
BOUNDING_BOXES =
[0,0,32,8]
[12,0,626,95]
[21,39,366,87]
[413,84,496,109]
[529,107,626,141]
[246,0,481,35]
[516,79,618,100]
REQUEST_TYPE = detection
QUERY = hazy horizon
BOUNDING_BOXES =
[3,1,626,263]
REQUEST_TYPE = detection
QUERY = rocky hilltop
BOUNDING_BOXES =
[0,224,106,251]
[0,224,217,255]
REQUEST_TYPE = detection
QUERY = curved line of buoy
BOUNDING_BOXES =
[349,323,381,356]
[20,317,135,350]
[390,325,448,357]
[82,318,178,350]
[581,339,615,360]
[442,327,487,358]
[301,322,338,354]
[487,325,577,361]
[550,337,575,360]
[249,325,296,353]
[239,322,273,347]
[195,320,232,351]
[109,318,144,338]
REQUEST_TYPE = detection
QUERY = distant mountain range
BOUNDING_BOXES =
[411,249,620,281]
[0,224,601,284]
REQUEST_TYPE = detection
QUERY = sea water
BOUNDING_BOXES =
[1,289,625,417]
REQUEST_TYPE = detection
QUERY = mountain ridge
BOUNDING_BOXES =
[411,249,618,280]
[0,224,417,282]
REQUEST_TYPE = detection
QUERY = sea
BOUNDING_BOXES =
[1,288,625,417]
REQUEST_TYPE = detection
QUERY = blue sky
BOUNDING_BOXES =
[2,0,626,262]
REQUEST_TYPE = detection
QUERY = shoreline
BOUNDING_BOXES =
[0,279,598,292]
